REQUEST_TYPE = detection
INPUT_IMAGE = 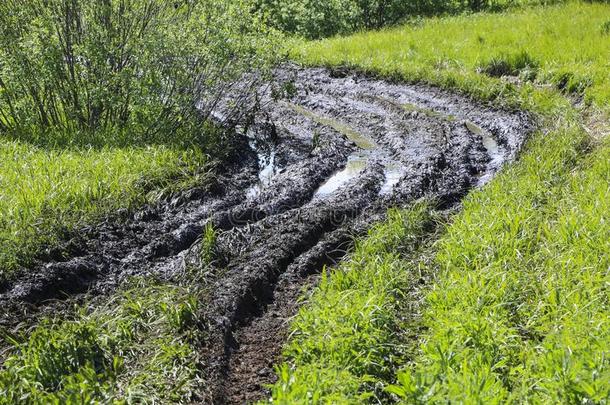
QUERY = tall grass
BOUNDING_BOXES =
[390,120,609,403]
[0,280,203,403]
[293,2,610,107]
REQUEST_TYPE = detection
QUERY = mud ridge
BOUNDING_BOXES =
[0,65,532,403]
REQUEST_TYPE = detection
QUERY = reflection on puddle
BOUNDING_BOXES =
[380,163,404,195]
[465,120,502,184]
[285,102,377,150]
[314,154,367,198]
[465,120,498,155]
[246,147,278,200]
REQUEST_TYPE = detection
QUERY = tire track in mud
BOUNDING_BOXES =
[0,66,532,403]
[200,67,532,403]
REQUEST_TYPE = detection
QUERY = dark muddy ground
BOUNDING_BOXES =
[0,66,532,404]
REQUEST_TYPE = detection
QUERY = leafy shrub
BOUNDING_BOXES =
[0,0,276,148]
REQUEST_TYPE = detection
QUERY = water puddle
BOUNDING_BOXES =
[314,153,367,198]
[465,120,502,184]
[284,102,377,150]
[380,163,404,195]
[246,142,279,200]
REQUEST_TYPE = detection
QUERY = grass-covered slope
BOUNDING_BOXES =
[294,1,610,108]
[270,2,610,402]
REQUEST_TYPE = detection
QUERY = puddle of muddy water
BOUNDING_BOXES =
[246,143,279,199]
[314,153,367,198]
[465,120,502,184]
[380,163,404,195]
[284,102,377,150]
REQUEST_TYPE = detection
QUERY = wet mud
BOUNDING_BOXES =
[0,65,532,403]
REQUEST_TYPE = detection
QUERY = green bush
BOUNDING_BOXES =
[0,0,276,148]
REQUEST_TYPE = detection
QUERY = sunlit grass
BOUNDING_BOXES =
[390,121,609,403]
[0,140,205,278]
[0,280,203,403]
[267,203,435,403]
[294,1,610,109]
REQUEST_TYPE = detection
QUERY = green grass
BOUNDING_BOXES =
[0,140,206,279]
[293,1,610,109]
[389,120,609,404]
[268,203,436,403]
[268,1,610,402]
[0,280,204,403]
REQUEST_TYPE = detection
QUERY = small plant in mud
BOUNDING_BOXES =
[312,130,322,152]
[271,79,299,101]
[160,295,200,334]
[200,222,218,267]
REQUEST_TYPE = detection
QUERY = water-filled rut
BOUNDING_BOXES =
[0,66,532,403]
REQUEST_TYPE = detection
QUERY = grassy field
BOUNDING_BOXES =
[294,2,610,109]
[270,1,610,402]
[0,1,608,403]
[0,141,206,279]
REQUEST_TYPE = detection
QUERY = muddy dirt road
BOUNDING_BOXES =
[0,66,531,403]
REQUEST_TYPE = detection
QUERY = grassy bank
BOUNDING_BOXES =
[294,1,610,109]
[0,141,206,278]
[269,1,610,402]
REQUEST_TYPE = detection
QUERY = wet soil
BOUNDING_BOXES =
[0,65,532,404]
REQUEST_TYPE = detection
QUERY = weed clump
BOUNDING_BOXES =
[200,222,218,267]
[480,50,539,79]
[550,70,594,95]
